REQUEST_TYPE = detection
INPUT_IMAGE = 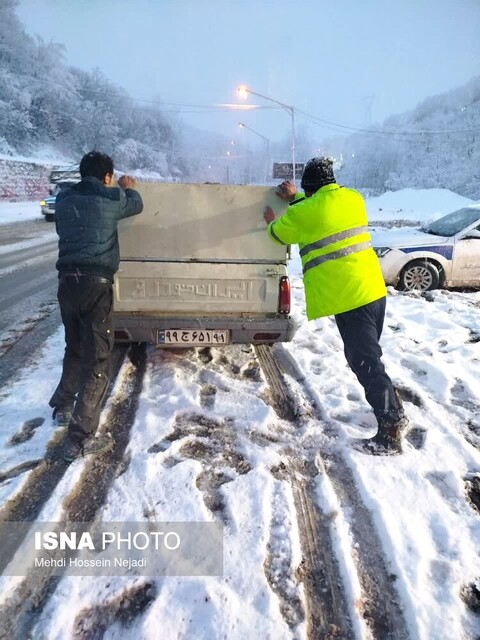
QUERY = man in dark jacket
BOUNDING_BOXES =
[49,151,143,462]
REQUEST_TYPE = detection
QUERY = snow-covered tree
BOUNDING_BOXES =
[336,76,480,198]
[0,0,180,175]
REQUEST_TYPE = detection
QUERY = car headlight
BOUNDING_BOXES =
[40,200,46,206]
[374,247,391,258]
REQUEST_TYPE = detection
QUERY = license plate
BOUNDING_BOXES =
[157,329,230,346]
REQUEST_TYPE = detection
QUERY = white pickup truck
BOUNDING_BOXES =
[113,182,296,347]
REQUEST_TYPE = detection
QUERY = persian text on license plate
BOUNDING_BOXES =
[157,329,230,346]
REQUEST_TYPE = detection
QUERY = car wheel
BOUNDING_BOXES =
[399,260,440,292]
[45,213,55,222]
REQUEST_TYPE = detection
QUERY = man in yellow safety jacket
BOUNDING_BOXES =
[264,157,408,454]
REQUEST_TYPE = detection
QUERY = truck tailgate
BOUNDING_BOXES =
[114,261,286,315]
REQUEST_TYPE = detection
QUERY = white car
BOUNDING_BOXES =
[372,205,480,291]
[39,179,78,222]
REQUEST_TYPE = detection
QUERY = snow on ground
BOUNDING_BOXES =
[366,188,476,223]
[0,201,43,224]
[0,231,57,257]
[0,192,479,639]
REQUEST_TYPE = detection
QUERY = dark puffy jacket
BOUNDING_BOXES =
[55,176,143,280]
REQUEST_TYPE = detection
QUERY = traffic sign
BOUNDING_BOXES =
[272,162,305,180]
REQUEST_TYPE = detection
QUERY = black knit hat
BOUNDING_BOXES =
[300,157,335,192]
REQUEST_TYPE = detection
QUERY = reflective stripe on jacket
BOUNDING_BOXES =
[267,183,386,319]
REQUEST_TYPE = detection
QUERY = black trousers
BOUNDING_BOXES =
[334,297,400,420]
[49,276,114,441]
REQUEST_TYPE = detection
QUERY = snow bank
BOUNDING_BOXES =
[366,188,476,223]
[0,201,42,224]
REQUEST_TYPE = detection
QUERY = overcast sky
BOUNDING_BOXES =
[16,0,480,146]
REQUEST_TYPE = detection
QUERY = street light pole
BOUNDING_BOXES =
[225,140,236,185]
[238,122,270,184]
[238,86,296,184]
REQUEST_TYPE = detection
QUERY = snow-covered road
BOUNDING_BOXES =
[0,270,479,639]
[0,189,479,639]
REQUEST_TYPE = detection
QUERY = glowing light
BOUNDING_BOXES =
[237,85,249,99]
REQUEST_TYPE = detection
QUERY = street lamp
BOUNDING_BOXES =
[226,140,236,184]
[237,85,296,183]
[238,123,270,184]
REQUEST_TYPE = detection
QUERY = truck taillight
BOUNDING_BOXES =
[278,276,290,314]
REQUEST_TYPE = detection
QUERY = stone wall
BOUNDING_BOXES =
[0,158,53,202]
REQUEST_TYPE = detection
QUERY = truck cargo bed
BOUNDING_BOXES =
[114,182,294,346]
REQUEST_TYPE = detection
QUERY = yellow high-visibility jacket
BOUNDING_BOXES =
[267,183,386,319]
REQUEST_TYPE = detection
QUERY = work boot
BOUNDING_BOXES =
[52,406,73,427]
[63,433,114,464]
[359,416,404,455]
[359,392,409,455]
[394,389,411,435]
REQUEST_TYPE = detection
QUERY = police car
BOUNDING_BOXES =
[372,205,480,291]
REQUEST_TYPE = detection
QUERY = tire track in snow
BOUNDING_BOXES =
[257,343,411,640]
[70,580,158,639]
[255,344,354,639]
[0,301,60,387]
[0,345,132,640]
[263,473,306,633]
[0,339,412,639]
[177,344,354,638]
[0,345,129,528]
[0,343,146,640]
[147,345,309,635]
[322,450,410,640]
